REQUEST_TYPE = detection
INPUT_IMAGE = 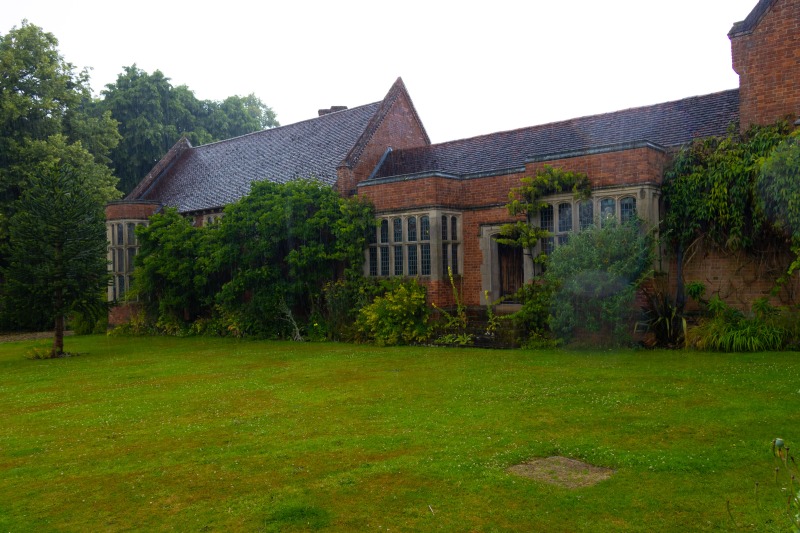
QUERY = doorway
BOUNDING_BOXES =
[497,243,523,299]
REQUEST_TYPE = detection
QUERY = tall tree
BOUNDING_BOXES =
[0,20,120,248]
[3,165,109,355]
[0,21,120,332]
[101,66,279,194]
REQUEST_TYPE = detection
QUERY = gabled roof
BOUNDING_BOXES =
[729,0,778,36]
[370,89,740,180]
[131,102,383,213]
[340,77,430,170]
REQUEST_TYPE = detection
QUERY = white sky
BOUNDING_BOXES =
[3,1,757,144]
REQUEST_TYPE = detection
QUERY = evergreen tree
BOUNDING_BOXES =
[3,165,108,355]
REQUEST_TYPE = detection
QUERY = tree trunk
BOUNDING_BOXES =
[53,313,64,357]
[53,281,64,356]
[675,243,686,313]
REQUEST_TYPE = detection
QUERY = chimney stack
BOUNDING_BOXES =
[318,106,348,117]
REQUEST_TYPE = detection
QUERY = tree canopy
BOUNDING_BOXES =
[0,21,121,246]
[100,65,279,194]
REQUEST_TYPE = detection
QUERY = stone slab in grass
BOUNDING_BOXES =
[507,456,615,489]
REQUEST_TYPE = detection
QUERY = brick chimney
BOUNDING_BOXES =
[318,106,348,116]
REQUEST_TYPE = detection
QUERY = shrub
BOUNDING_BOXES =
[355,279,431,346]
[509,281,557,347]
[323,277,386,342]
[686,297,787,352]
[69,308,108,335]
[545,218,653,345]
[108,309,152,336]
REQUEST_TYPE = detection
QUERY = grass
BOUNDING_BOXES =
[0,335,798,531]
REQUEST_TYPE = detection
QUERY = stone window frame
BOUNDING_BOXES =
[366,210,462,280]
[107,220,145,301]
[532,187,654,264]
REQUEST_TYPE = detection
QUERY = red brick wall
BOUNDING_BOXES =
[671,245,799,310]
[731,0,800,129]
[530,147,667,189]
[359,146,666,213]
[108,303,142,326]
[359,146,667,306]
[106,201,161,221]
[338,91,429,195]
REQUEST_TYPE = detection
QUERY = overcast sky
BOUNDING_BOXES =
[3,1,758,144]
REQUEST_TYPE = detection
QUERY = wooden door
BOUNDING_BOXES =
[498,243,523,299]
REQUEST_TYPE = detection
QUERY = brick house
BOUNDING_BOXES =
[107,0,799,321]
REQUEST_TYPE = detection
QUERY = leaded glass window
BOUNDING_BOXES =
[394,245,403,275]
[380,219,389,243]
[421,244,431,276]
[408,217,417,241]
[380,246,389,276]
[579,200,594,230]
[393,218,403,242]
[558,203,572,233]
[420,216,430,241]
[620,196,636,223]
[408,245,418,275]
[600,198,616,226]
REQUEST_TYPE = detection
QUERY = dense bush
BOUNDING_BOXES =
[685,297,788,352]
[132,208,218,327]
[545,218,653,345]
[355,279,431,346]
[323,277,405,342]
[130,179,374,339]
[509,281,557,348]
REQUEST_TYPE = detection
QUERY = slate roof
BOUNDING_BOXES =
[370,90,740,180]
[134,102,383,213]
[729,0,777,36]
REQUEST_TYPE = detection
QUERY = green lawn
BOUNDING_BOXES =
[0,336,798,531]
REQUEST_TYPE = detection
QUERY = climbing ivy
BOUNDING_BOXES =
[662,121,793,308]
[757,131,800,279]
[497,165,591,265]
